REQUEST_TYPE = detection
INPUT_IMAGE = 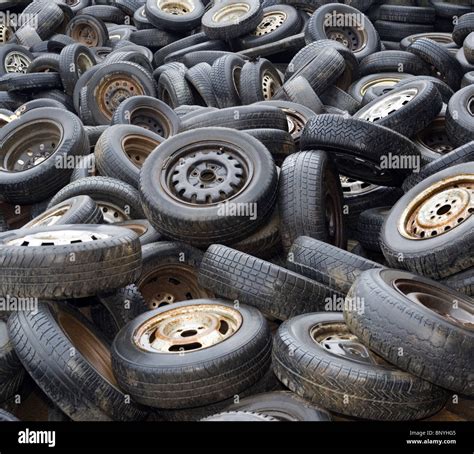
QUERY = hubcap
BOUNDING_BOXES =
[163,144,252,206]
[399,175,474,239]
[359,88,418,122]
[97,202,129,223]
[134,304,242,353]
[4,51,31,74]
[252,11,286,36]
[6,230,109,246]
[213,3,250,23]
[393,278,474,329]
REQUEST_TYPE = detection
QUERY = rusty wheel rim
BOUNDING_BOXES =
[71,23,100,47]
[138,264,212,310]
[359,87,418,122]
[162,142,253,206]
[252,11,286,36]
[1,120,63,172]
[97,75,144,120]
[415,116,453,155]
[311,322,390,366]
[284,108,306,141]
[393,278,474,329]
[399,175,474,240]
[122,134,160,169]
[58,310,117,384]
[134,304,242,353]
[26,205,71,228]
[158,0,195,14]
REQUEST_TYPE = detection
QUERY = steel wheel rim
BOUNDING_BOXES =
[130,106,169,137]
[6,229,110,246]
[27,205,71,228]
[359,88,418,122]
[4,51,31,74]
[262,71,280,100]
[161,141,253,206]
[311,322,389,366]
[0,25,12,44]
[325,19,368,52]
[393,278,474,329]
[415,117,453,155]
[77,53,94,76]
[97,75,144,120]
[58,310,117,384]
[134,304,242,353]
[97,201,129,223]
[1,120,63,172]
[359,77,402,97]
[122,134,160,169]
[284,108,305,139]
[213,3,250,23]
[138,264,212,309]
[72,23,100,47]
[399,175,474,240]
[252,11,286,36]
[158,0,195,15]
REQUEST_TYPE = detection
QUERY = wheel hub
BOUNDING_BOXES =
[252,11,286,36]
[326,25,366,52]
[167,148,248,205]
[73,24,99,47]
[98,75,144,120]
[4,51,31,74]
[359,88,418,122]
[399,175,474,239]
[134,304,242,353]
[262,71,279,100]
[213,3,250,23]
[97,202,129,223]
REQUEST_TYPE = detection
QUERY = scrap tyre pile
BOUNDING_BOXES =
[0,0,472,422]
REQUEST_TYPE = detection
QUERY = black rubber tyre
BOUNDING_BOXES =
[180,105,288,132]
[0,320,24,403]
[115,219,161,246]
[344,268,473,396]
[446,85,474,148]
[13,99,65,116]
[95,124,164,188]
[0,73,63,92]
[0,224,141,299]
[354,79,443,138]
[225,391,331,421]
[66,15,110,48]
[462,71,474,89]
[442,268,473,298]
[237,5,302,49]
[210,54,246,108]
[239,58,282,105]
[304,4,380,60]
[273,76,324,114]
[198,245,340,321]
[464,33,474,65]
[319,86,360,115]
[22,196,103,228]
[153,33,209,67]
[145,0,205,31]
[374,20,434,42]
[279,151,346,253]
[202,411,277,421]
[0,108,88,205]
[243,128,296,166]
[8,302,146,421]
[137,241,213,311]
[402,142,474,192]
[394,75,454,104]
[287,236,383,296]
[400,32,455,51]
[90,284,149,341]
[79,5,126,23]
[59,44,96,96]
[0,45,34,76]
[184,63,218,108]
[182,50,235,67]
[27,54,61,73]
[140,128,278,247]
[273,312,447,420]
[380,163,474,279]
[202,0,263,40]
[111,299,272,408]
[356,206,390,253]
[85,61,156,125]
[452,12,474,47]
[0,409,19,422]
[70,154,97,181]
[358,50,430,77]
[348,72,412,103]
[406,38,464,90]
[164,40,229,65]
[157,68,195,109]
[300,114,421,187]
[377,5,435,24]
[48,176,145,222]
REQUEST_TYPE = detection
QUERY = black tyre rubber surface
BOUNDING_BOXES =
[8,302,146,421]
[0,224,142,299]
[210,54,245,108]
[111,299,272,409]
[446,85,474,148]
[198,244,341,321]
[273,312,447,420]
[381,163,474,279]
[344,268,473,396]
[287,236,383,295]
[0,321,24,403]
[278,151,346,252]
[243,128,296,166]
[442,268,474,298]
[356,206,390,253]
